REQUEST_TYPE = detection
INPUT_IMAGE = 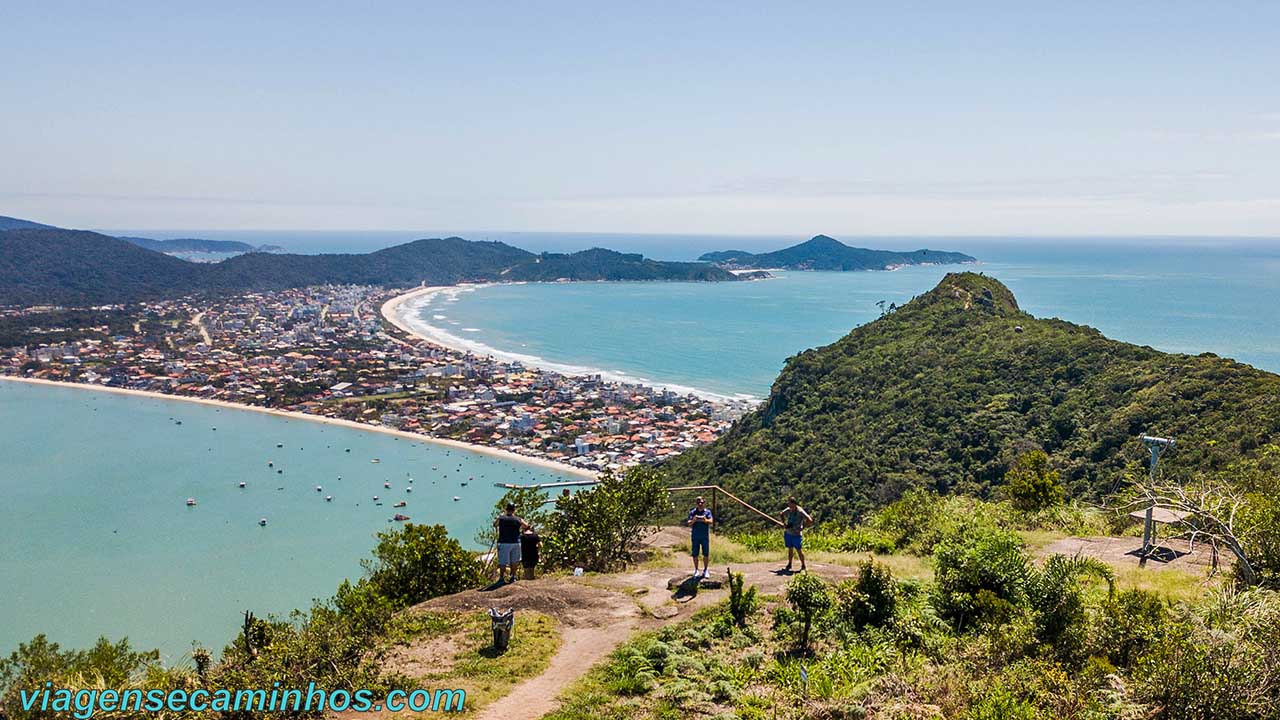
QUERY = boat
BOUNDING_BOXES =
[384,482,391,488]
[185,498,197,506]
[315,486,322,492]
[372,495,379,501]
[268,461,273,467]
[325,496,333,502]
[277,443,283,448]
[370,458,381,464]
[406,487,412,493]
[258,518,268,526]
[452,496,460,501]
[393,514,410,522]
[238,482,246,488]
[393,501,407,508]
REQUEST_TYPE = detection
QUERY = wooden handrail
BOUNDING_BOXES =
[668,484,785,527]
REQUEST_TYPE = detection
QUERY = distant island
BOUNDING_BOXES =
[698,234,975,271]
[116,236,285,255]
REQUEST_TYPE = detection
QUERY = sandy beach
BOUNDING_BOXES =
[0,375,598,480]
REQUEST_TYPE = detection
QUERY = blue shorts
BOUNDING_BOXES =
[784,532,803,550]
[691,535,709,557]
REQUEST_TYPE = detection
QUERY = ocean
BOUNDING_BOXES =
[396,238,1280,400]
[0,381,579,660]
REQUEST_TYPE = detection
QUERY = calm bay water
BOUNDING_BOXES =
[414,240,1280,399]
[0,381,577,659]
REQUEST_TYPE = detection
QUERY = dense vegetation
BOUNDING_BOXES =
[118,237,283,254]
[669,272,1280,522]
[547,490,1280,720]
[697,235,975,271]
[0,229,741,305]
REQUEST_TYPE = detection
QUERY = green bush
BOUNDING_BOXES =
[1004,450,1064,512]
[1090,588,1167,669]
[541,466,670,571]
[363,523,486,609]
[931,527,1030,629]
[782,573,833,652]
[727,569,760,628]
[833,560,898,630]
[1025,555,1113,663]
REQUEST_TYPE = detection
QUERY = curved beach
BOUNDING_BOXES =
[0,375,597,480]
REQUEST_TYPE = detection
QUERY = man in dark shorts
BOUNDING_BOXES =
[779,495,813,573]
[686,496,714,577]
[494,503,530,583]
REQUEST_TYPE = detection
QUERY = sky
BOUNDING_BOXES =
[2,2,1279,236]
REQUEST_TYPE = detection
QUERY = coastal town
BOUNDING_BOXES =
[0,285,756,473]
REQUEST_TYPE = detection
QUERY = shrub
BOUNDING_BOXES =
[727,569,760,628]
[1004,450,1064,512]
[833,560,899,630]
[931,527,1030,629]
[540,466,670,571]
[783,573,833,652]
[1090,588,1167,669]
[362,523,486,609]
[1026,555,1113,663]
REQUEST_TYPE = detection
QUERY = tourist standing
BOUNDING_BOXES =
[494,503,530,583]
[780,496,813,573]
[520,526,541,580]
[686,496,714,577]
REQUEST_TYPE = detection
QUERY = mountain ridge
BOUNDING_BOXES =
[698,234,976,271]
[667,272,1280,522]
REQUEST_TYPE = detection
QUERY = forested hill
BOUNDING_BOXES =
[667,272,1280,521]
[0,229,742,304]
[697,234,975,271]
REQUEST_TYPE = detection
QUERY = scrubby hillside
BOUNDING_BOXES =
[668,272,1280,520]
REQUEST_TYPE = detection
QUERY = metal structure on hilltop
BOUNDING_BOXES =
[1138,434,1175,556]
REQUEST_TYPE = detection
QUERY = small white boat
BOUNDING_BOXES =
[452,496,460,501]
[185,498,197,506]
[370,458,381,464]
[238,482,246,488]
[325,496,333,502]
[373,495,379,501]
[258,518,268,527]
[315,486,322,492]
[406,487,412,493]
[384,482,391,488]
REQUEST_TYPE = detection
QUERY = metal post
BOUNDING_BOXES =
[1139,436,1173,556]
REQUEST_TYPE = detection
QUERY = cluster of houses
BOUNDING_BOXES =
[2,285,753,472]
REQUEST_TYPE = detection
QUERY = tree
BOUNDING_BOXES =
[782,572,832,652]
[726,569,760,628]
[362,523,486,608]
[541,466,669,572]
[931,527,1030,629]
[1005,449,1064,511]
[834,559,899,630]
[1119,478,1260,585]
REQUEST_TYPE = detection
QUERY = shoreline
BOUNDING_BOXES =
[0,376,599,480]
[380,284,760,405]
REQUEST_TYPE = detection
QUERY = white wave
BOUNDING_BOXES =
[392,286,757,404]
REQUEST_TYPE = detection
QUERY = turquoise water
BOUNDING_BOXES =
[415,240,1280,399]
[0,381,578,660]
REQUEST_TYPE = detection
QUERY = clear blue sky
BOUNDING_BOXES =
[3,2,1278,235]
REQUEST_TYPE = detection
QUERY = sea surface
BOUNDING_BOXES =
[404,239,1280,399]
[0,381,578,660]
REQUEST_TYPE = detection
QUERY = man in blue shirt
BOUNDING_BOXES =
[686,496,714,578]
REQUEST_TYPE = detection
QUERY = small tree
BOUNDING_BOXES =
[834,559,899,629]
[931,527,1030,629]
[726,568,759,628]
[783,572,832,652]
[362,523,486,608]
[541,466,669,571]
[1005,449,1064,511]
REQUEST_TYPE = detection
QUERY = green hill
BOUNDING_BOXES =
[667,272,1280,521]
[0,229,741,305]
[697,234,975,271]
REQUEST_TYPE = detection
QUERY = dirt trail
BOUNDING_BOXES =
[420,529,849,720]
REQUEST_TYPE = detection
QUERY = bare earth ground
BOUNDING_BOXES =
[1039,534,1218,571]
[399,527,849,720]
